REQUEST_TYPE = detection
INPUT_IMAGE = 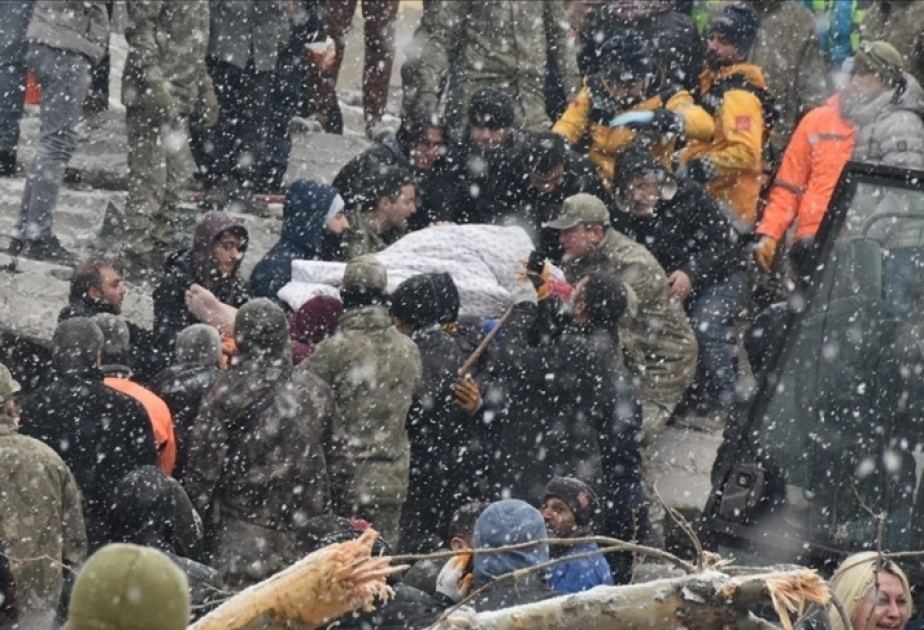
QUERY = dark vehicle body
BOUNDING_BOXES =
[703,162,924,590]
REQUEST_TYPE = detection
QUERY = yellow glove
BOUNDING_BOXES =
[455,377,482,415]
[754,236,779,273]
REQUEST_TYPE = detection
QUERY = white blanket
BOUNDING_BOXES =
[278,225,556,317]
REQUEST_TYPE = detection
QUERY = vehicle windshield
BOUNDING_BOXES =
[758,175,924,553]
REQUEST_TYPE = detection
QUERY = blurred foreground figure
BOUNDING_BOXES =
[0,0,36,177]
[64,544,191,630]
[0,363,86,629]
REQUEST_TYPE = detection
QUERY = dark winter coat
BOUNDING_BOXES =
[185,302,353,588]
[324,583,445,630]
[434,130,525,225]
[153,212,251,355]
[491,302,644,511]
[18,367,157,550]
[58,298,162,383]
[109,466,219,618]
[251,180,340,300]
[400,325,472,553]
[580,3,703,91]
[489,150,611,261]
[147,362,223,484]
[547,542,614,593]
[610,148,744,296]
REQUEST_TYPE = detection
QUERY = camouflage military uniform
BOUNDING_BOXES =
[402,0,581,131]
[121,0,214,263]
[0,413,86,626]
[185,353,352,589]
[303,305,422,549]
[563,228,699,439]
[341,209,403,261]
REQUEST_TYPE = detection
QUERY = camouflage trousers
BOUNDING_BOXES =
[124,106,196,254]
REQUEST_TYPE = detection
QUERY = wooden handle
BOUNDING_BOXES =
[457,306,514,377]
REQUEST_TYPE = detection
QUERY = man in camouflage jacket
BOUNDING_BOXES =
[185,299,353,589]
[547,194,698,441]
[303,257,422,550]
[402,0,581,131]
[0,363,86,628]
[120,0,217,271]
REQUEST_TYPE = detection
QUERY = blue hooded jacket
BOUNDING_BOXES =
[472,499,549,587]
[251,180,339,299]
[547,542,614,593]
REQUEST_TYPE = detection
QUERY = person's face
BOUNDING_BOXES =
[841,72,889,111]
[605,75,646,108]
[381,184,417,230]
[212,232,243,277]
[89,266,127,313]
[625,175,661,216]
[541,497,577,537]
[471,126,511,153]
[559,224,603,261]
[705,32,741,70]
[410,128,445,171]
[528,164,566,194]
[326,211,350,235]
[851,572,910,630]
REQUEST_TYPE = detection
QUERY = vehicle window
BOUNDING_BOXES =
[759,179,924,552]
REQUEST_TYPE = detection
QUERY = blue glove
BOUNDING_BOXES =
[609,111,655,128]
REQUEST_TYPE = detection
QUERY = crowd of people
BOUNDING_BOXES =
[2,0,924,628]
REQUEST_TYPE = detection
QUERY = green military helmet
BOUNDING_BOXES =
[343,255,388,292]
[65,544,190,630]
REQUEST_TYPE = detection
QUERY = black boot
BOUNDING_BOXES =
[0,151,16,177]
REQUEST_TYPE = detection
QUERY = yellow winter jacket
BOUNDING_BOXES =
[679,63,768,226]
[552,78,714,186]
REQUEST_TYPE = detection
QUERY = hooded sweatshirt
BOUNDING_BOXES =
[251,180,341,299]
[470,500,557,611]
[153,212,250,355]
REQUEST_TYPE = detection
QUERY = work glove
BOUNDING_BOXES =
[611,109,681,134]
[510,279,538,305]
[518,253,551,301]
[455,376,482,415]
[195,78,220,129]
[609,111,654,128]
[435,554,474,603]
[144,79,173,126]
[306,37,337,71]
[754,235,779,273]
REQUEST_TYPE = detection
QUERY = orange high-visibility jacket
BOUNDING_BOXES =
[105,377,177,476]
[756,95,855,242]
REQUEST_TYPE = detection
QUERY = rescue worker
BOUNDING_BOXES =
[754,41,924,272]
[185,299,352,588]
[805,0,866,68]
[401,0,581,132]
[0,363,86,628]
[678,4,769,229]
[553,28,714,186]
[342,166,417,260]
[545,194,698,443]
[302,257,422,549]
[119,0,218,273]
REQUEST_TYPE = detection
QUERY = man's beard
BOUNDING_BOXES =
[705,49,732,71]
[322,228,350,259]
